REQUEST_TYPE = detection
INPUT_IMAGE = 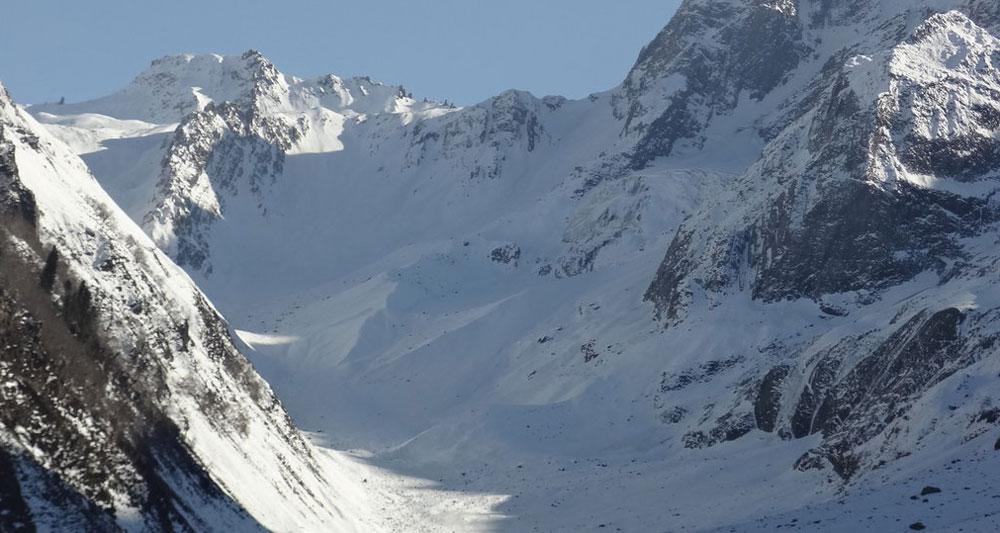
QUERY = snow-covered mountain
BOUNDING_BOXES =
[21,0,1000,530]
[0,82,385,531]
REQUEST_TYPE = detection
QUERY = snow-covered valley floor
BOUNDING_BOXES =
[229,236,1000,531]
[310,425,1000,532]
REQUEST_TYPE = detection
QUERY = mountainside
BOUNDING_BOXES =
[25,0,1000,530]
[0,83,377,531]
[643,3,1000,476]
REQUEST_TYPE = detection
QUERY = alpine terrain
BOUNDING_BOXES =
[8,0,1000,530]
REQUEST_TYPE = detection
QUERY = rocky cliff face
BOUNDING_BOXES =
[644,3,1000,477]
[645,2,1000,327]
[615,0,807,167]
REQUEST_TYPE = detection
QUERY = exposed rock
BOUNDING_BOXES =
[684,412,756,449]
[754,365,790,433]
[645,9,1000,322]
[643,5,1000,480]
[659,406,688,425]
[790,308,968,478]
[617,0,807,167]
[490,244,521,265]
[659,355,744,392]
[143,97,291,275]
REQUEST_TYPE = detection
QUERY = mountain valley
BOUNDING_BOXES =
[5,0,1000,530]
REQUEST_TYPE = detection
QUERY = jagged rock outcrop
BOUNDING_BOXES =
[615,0,807,167]
[646,7,1000,321]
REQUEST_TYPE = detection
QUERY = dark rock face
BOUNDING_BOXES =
[644,7,1000,323]
[581,340,600,363]
[754,365,790,433]
[135,50,303,275]
[790,349,844,439]
[405,88,552,183]
[797,309,967,477]
[753,305,975,480]
[890,15,1000,183]
[0,211,258,529]
[644,229,696,323]
[684,412,756,449]
[618,0,807,168]
[145,99,290,275]
[482,90,543,154]
[898,121,1000,182]
[646,62,998,321]
[749,181,987,304]
[490,244,521,265]
[0,125,36,226]
[659,355,744,393]
[659,406,688,424]
[617,0,1000,173]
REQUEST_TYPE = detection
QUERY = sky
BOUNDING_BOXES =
[0,0,682,107]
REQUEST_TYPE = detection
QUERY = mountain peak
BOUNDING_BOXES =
[29,51,289,124]
[241,48,264,59]
[0,81,11,108]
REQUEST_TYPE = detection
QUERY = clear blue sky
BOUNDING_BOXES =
[0,0,681,106]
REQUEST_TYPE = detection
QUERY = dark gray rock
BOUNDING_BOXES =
[490,244,521,265]
[146,99,290,275]
[659,355,744,392]
[659,406,688,424]
[683,412,756,449]
[755,365,791,433]
[920,486,942,496]
[786,308,969,478]
[617,0,807,168]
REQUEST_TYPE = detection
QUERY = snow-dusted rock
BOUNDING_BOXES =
[0,83,368,531]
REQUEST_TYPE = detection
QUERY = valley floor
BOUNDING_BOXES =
[310,429,1000,532]
[310,438,508,532]
[225,220,1000,531]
